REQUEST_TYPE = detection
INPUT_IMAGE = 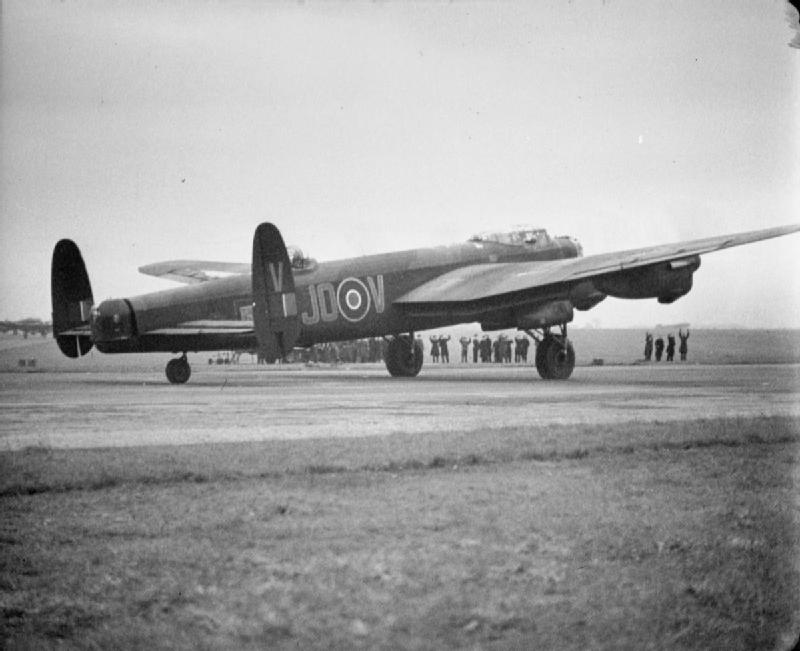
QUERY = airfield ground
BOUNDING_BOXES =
[1,354,799,648]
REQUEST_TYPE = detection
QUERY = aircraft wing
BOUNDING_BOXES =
[395,223,800,305]
[138,260,250,284]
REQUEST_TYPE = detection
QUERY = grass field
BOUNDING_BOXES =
[2,415,798,649]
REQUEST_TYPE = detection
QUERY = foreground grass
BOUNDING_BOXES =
[1,415,796,497]
[1,416,799,649]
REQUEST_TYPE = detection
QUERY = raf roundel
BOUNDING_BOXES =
[336,277,371,322]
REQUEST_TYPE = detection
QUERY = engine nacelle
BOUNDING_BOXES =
[596,257,700,303]
[481,299,575,331]
[516,300,574,329]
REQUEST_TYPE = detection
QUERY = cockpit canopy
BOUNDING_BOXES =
[468,225,551,248]
[287,245,317,272]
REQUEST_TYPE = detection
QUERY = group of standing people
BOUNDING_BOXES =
[428,334,451,363]
[644,329,689,362]
[256,338,386,364]
[428,333,531,364]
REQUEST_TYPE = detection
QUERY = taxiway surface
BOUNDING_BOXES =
[1,363,798,450]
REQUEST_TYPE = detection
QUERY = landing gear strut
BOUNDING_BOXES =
[384,333,424,377]
[166,353,191,384]
[527,324,575,380]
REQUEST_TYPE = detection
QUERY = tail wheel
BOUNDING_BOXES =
[385,336,423,377]
[535,335,575,380]
[166,356,191,384]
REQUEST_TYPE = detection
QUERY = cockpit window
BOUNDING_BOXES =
[285,245,317,272]
[468,226,550,247]
[287,246,306,270]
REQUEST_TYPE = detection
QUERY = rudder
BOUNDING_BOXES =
[51,239,94,358]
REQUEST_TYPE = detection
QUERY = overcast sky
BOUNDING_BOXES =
[2,0,798,328]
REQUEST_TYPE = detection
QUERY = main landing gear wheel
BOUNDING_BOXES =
[385,335,424,377]
[535,335,575,380]
[166,355,191,384]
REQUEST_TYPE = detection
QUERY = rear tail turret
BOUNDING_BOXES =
[51,239,94,357]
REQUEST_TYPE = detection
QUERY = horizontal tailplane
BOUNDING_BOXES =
[51,239,94,358]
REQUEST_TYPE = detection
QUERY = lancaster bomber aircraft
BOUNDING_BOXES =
[51,222,799,383]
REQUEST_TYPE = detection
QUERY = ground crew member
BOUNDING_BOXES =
[481,335,491,362]
[459,336,470,363]
[644,332,653,361]
[654,336,665,362]
[429,335,439,363]
[666,334,676,362]
[514,334,525,362]
[520,336,530,362]
[679,329,690,361]
[472,334,479,363]
[439,334,451,363]
[504,337,512,363]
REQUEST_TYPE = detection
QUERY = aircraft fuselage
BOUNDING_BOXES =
[92,237,582,354]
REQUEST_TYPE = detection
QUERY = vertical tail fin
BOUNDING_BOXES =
[51,239,94,358]
[252,223,300,362]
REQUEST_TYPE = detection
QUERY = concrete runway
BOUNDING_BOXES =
[1,363,798,450]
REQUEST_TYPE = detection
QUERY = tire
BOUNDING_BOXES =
[166,358,191,384]
[385,336,424,377]
[535,336,575,380]
[535,337,550,378]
